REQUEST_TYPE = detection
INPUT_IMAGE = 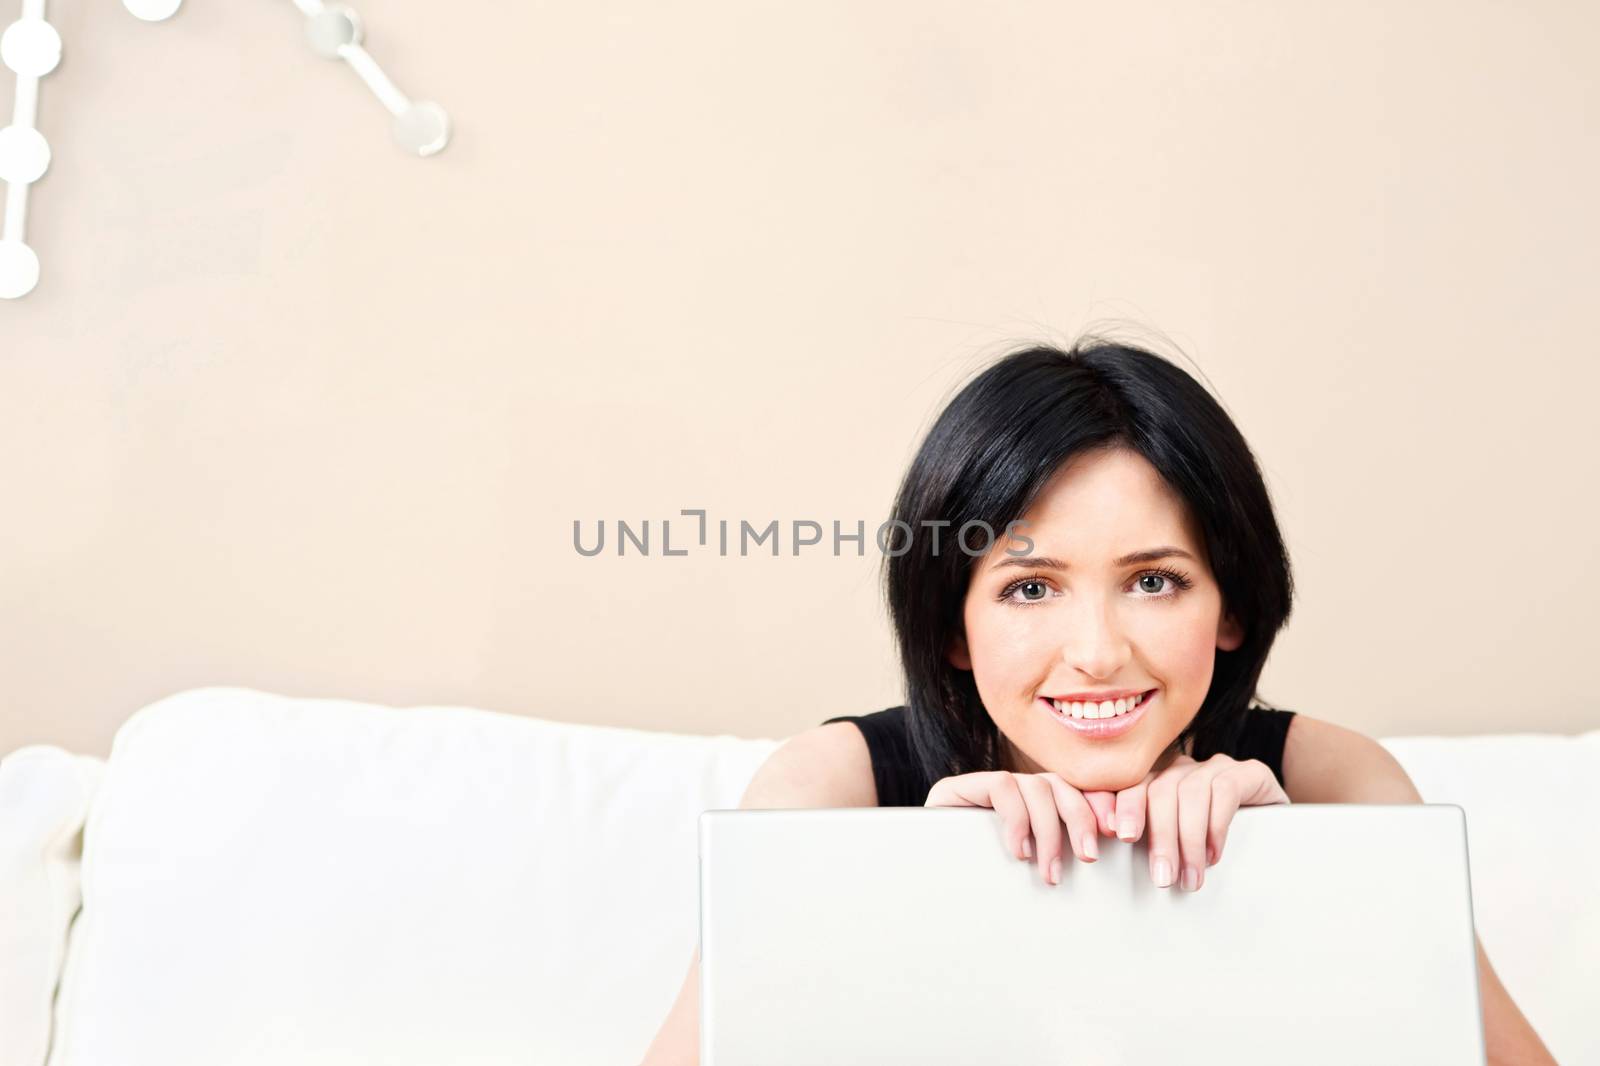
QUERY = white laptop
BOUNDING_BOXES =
[699,804,1485,1065]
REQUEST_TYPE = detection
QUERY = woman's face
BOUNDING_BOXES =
[949,447,1243,792]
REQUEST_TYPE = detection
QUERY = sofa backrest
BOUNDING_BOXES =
[24,688,1600,1066]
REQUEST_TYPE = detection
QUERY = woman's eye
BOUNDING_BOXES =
[1001,579,1052,604]
[1134,570,1193,596]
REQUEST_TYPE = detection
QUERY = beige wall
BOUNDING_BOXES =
[4,1,1597,757]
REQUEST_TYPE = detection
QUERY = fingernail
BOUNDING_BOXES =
[1049,857,1062,884]
[1153,857,1174,887]
[1084,835,1098,861]
[1021,837,1032,860]
[1117,818,1138,841]
[1207,845,1217,866]
[1182,865,1200,892]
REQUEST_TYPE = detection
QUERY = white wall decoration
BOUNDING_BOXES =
[0,0,58,299]
[0,0,449,300]
[297,1,451,157]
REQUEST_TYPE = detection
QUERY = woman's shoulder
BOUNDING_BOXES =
[820,706,915,762]
[740,716,879,809]
[1276,712,1422,804]
[818,706,928,807]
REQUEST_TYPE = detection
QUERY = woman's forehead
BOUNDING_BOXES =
[991,449,1205,566]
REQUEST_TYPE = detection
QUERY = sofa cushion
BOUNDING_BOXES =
[0,746,104,1066]
[46,687,780,1066]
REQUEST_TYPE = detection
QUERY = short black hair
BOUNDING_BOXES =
[883,338,1294,786]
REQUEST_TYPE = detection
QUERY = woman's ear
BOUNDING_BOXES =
[947,632,972,671]
[1217,612,1245,652]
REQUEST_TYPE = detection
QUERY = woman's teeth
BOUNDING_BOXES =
[1050,692,1149,719]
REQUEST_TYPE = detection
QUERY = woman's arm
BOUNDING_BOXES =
[638,947,699,1066]
[1281,715,1560,1066]
[638,722,878,1065]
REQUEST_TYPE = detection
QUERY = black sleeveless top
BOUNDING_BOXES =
[821,705,1297,807]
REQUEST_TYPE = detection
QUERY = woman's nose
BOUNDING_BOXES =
[1058,597,1131,679]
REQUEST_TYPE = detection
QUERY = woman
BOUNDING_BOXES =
[640,339,1557,1065]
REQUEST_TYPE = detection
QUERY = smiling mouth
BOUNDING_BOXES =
[1046,690,1154,720]
[1037,689,1156,738]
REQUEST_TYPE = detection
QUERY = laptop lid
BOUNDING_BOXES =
[699,804,1484,1065]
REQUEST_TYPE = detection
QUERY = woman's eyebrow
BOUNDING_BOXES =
[989,547,1196,571]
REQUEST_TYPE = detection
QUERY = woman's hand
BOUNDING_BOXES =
[1109,752,1289,891]
[924,770,1120,887]
[924,752,1288,891]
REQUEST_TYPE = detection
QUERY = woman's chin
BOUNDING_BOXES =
[1065,769,1148,793]
[1048,752,1156,793]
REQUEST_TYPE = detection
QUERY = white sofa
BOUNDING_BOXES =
[2,687,1595,1066]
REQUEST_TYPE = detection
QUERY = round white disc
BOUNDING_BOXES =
[0,240,41,299]
[1,18,63,78]
[0,124,50,184]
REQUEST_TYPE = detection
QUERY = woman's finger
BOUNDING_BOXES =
[1176,762,1219,891]
[1144,766,1182,888]
[1015,775,1065,883]
[1206,769,1242,867]
[1114,778,1148,842]
[1083,790,1119,837]
[1041,773,1100,868]
[928,768,1036,857]
[981,772,1033,862]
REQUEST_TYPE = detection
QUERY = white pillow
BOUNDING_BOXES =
[0,746,104,1066]
[1381,731,1600,1066]
[47,687,780,1066]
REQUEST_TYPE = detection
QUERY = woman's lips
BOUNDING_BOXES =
[1037,689,1155,739]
